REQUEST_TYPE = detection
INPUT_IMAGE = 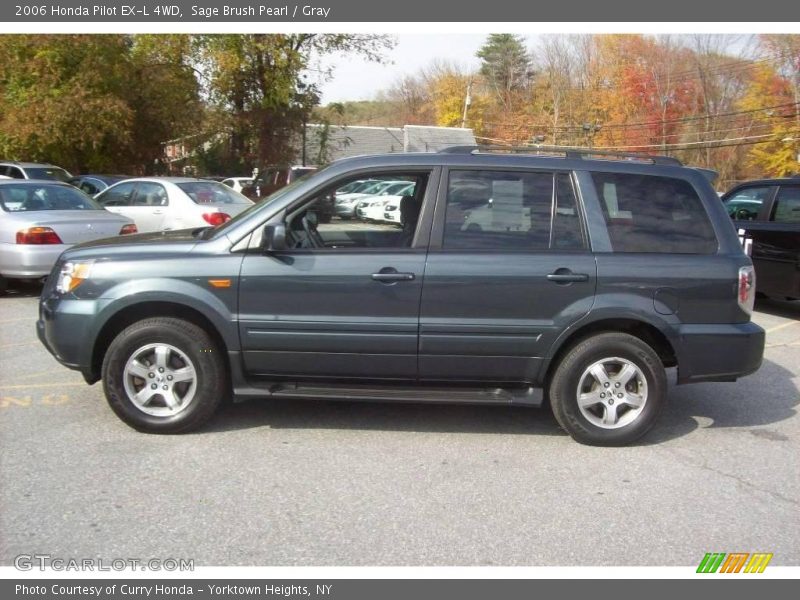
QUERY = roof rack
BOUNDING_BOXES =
[438,145,683,166]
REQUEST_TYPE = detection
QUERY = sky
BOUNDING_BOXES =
[316,34,493,104]
[314,33,753,106]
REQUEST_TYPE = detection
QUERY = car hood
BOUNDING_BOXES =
[60,227,204,260]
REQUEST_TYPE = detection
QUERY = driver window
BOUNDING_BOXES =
[724,186,771,221]
[284,173,429,250]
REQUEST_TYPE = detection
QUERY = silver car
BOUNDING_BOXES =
[96,177,254,232]
[0,180,136,289]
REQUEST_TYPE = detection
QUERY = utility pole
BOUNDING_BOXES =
[461,80,473,129]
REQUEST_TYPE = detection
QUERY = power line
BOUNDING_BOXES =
[584,131,800,151]
[479,101,799,133]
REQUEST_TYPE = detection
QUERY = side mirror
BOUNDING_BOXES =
[262,223,287,251]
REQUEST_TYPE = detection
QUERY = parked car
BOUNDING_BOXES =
[95,177,254,232]
[0,162,71,182]
[352,181,415,221]
[242,165,317,201]
[358,198,392,222]
[333,179,386,219]
[67,174,130,197]
[221,177,254,194]
[0,180,135,293]
[383,196,403,224]
[37,147,764,446]
[721,177,800,300]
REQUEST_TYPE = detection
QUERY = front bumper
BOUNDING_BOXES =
[677,321,765,383]
[37,293,102,380]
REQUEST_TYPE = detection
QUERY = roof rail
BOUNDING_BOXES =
[438,145,683,166]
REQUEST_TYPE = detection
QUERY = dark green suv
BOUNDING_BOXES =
[37,147,765,445]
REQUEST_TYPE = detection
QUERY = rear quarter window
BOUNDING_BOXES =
[591,172,718,254]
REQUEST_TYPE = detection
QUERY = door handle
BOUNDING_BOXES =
[372,271,415,283]
[152,209,164,214]
[547,269,589,284]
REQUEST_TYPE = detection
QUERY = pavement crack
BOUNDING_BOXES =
[666,448,800,509]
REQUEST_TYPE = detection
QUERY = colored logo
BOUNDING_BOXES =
[697,552,773,573]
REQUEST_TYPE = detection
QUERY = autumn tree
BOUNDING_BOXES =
[192,34,394,171]
[0,35,133,172]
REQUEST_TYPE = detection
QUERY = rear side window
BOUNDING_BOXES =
[771,186,800,223]
[443,170,586,251]
[592,173,717,254]
[4,166,25,179]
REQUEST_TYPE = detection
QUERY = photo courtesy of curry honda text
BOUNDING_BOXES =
[36,147,766,446]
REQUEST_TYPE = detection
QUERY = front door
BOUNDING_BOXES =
[238,170,437,381]
[419,168,597,384]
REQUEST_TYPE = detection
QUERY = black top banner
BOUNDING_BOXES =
[2,0,799,22]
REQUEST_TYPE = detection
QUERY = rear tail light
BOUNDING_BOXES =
[202,212,231,226]
[119,224,138,235]
[16,227,63,245]
[738,265,756,315]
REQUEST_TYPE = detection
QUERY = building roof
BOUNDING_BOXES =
[299,124,476,164]
[403,125,477,153]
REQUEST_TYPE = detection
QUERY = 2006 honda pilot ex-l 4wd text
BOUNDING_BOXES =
[37,147,765,446]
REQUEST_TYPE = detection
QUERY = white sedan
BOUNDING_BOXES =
[96,177,254,232]
[221,177,254,194]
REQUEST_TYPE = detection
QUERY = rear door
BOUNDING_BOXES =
[419,168,596,384]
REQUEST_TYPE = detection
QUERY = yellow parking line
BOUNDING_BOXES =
[766,321,800,334]
[0,317,35,324]
[0,341,38,349]
[0,382,86,390]
[6,370,63,382]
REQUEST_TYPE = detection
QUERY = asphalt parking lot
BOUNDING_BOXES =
[0,283,798,567]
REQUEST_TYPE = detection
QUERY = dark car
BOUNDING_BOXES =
[242,165,331,222]
[67,175,130,197]
[721,177,800,300]
[37,147,764,446]
[242,165,317,200]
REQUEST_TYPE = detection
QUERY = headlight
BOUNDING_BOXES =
[56,261,94,294]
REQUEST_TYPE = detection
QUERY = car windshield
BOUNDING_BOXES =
[359,181,395,195]
[176,181,254,205]
[25,167,72,182]
[0,183,102,212]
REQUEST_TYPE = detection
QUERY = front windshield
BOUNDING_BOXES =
[0,183,102,212]
[208,168,323,238]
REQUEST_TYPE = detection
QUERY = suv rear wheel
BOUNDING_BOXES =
[549,332,666,446]
[102,317,227,433]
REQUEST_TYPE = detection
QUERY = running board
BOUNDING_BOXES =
[234,381,543,407]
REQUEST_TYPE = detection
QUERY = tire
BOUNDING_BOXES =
[549,332,666,446]
[101,317,227,433]
[0,275,7,296]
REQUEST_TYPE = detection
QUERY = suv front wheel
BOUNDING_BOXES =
[549,332,666,446]
[102,317,227,433]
